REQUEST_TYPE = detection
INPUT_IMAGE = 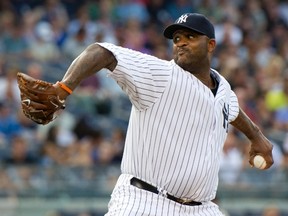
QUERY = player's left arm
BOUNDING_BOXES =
[230,108,274,169]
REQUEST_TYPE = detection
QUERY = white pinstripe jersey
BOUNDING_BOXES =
[98,43,239,202]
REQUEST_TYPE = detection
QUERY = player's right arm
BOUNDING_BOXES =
[230,108,274,169]
[56,43,117,99]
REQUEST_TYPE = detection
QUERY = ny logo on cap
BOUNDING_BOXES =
[176,14,188,23]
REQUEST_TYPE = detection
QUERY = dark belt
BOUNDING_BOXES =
[130,177,202,206]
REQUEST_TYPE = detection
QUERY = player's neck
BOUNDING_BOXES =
[192,68,214,89]
[197,74,215,89]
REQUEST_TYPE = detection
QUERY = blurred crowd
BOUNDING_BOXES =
[0,0,288,205]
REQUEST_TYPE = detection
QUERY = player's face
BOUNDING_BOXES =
[172,29,215,73]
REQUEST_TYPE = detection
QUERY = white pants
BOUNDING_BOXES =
[105,174,225,216]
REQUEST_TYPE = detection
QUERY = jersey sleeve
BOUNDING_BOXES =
[228,90,239,122]
[97,42,171,111]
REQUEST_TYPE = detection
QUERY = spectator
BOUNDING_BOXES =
[38,0,69,48]
[214,16,243,46]
[97,140,115,165]
[0,101,22,143]
[165,0,194,21]
[258,54,286,95]
[234,85,260,124]
[0,67,21,108]
[26,61,44,79]
[113,0,149,25]
[280,150,288,170]
[40,125,75,165]
[36,0,69,27]
[110,127,126,163]
[145,0,170,25]
[196,0,230,24]
[262,205,281,216]
[267,77,287,111]
[3,135,39,165]
[67,4,100,45]
[220,131,243,185]
[122,19,150,53]
[143,22,171,58]
[67,139,93,167]
[93,0,118,44]
[0,18,30,57]
[29,21,61,62]
[62,27,88,61]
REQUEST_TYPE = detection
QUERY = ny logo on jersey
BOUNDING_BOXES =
[222,103,229,133]
[176,14,188,23]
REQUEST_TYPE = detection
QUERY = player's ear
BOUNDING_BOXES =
[208,39,216,53]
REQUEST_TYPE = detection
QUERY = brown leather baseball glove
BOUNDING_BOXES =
[17,72,66,125]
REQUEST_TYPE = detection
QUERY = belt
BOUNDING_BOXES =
[130,177,202,206]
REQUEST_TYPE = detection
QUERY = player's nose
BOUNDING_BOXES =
[175,38,188,47]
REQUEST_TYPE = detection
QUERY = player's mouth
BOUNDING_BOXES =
[178,51,185,56]
[177,48,189,56]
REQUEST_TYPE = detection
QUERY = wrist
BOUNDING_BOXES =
[58,82,73,94]
[54,82,72,100]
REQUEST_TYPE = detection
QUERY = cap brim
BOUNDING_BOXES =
[163,24,206,39]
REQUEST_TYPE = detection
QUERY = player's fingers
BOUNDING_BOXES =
[248,149,256,167]
[248,156,255,167]
[263,155,274,169]
[21,99,49,110]
[19,87,46,101]
[249,153,274,169]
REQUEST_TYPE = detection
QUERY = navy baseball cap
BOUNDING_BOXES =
[163,13,215,39]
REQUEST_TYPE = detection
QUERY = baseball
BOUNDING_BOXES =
[253,155,267,169]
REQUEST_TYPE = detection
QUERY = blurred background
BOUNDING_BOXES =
[0,0,288,215]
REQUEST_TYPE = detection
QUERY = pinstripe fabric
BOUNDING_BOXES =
[99,43,238,215]
[105,174,224,216]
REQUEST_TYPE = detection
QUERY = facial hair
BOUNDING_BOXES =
[174,49,209,74]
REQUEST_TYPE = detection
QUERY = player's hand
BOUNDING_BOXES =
[17,72,70,125]
[248,135,274,169]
